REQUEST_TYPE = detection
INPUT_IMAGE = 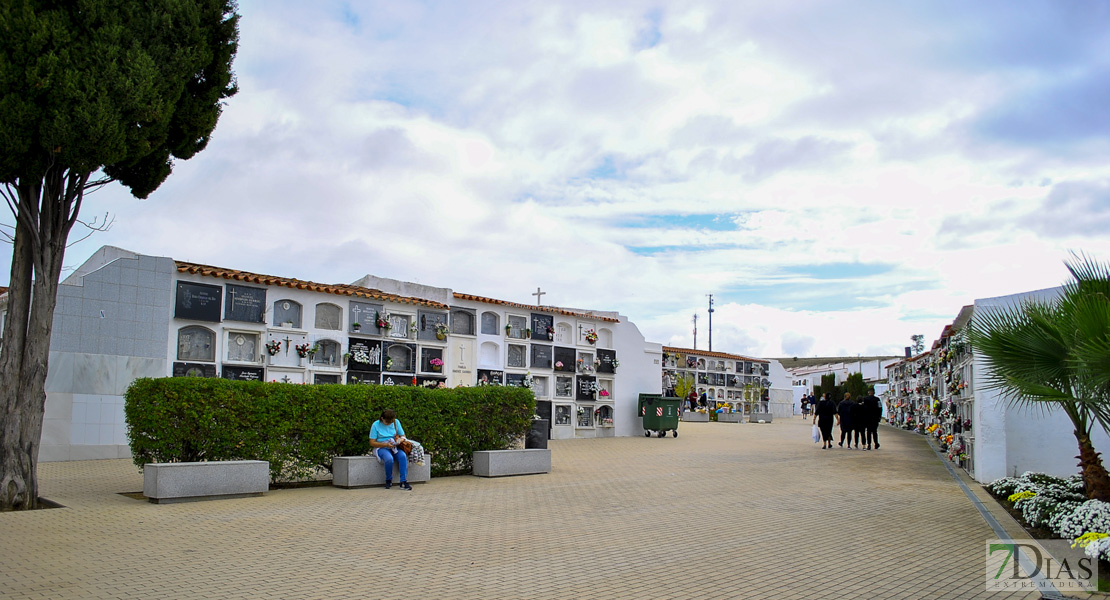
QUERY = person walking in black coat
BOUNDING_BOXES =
[837,393,855,448]
[813,393,839,449]
[850,397,868,449]
[860,388,882,450]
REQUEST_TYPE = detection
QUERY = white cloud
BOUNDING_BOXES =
[6,0,1110,359]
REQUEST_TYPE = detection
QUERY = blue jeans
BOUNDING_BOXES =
[376,447,408,482]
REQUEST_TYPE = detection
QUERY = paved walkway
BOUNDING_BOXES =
[0,418,1050,599]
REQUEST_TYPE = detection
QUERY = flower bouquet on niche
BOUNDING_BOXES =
[375,311,392,330]
[265,340,282,356]
[295,343,313,358]
[429,357,444,371]
[584,329,598,344]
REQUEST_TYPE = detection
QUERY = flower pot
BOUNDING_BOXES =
[436,332,446,340]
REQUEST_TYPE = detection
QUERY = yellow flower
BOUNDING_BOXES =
[1072,532,1109,549]
[1008,490,1037,503]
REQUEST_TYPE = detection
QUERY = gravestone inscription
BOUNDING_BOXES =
[576,375,596,401]
[597,349,616,373]
[530,313,554,341]
[222,366,264,381]
[531,344,552,369]
[224,284,266,323]
[175,282,222,322]
[173,362,217,378]
[553,346,576,372]
[347,338,382,372]
[477,369,504,385]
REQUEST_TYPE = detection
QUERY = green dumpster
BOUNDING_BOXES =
[638,394,680,438]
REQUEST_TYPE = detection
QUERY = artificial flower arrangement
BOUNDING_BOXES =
[351,348,371,364]
[385,357,394,371]
[295,343,313,358]
[434,322,450,337]
[265,340,282,356]
[554,361,564,369]
[522,372,534,387]
[584,329,598,343]
[612,358,619,369]
[375,311,392,329]
[429,358,444,368]
[599,389,610,397]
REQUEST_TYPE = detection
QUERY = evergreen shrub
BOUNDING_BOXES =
[124,378,535,480]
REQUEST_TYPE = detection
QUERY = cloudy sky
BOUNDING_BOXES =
[4,0,1110,358]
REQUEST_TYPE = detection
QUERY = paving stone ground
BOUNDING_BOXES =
[0,418,1053,599]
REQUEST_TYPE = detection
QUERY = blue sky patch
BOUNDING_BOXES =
[781,262,895,280]
[620,213,739,231]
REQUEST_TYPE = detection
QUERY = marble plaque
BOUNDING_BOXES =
[530,313,554,341]
[348,301,382,333]
[173,362,216,378]
[381,375,412,387]
[314,374,341,384]
[272,299,302,328]
[507,344,526,368]
[450,308,476,335]
[555,376,573,397]
[347,338,382,372]
[417,310,448,341]
[226,332,260,363]
[505,373,527,387]
[175,282,221,322]
[531,344,552,369]
[421,347,444,373]
[383,342,416,372]
[416,375,446,388]
[576,375,596,401]
[177,326,215,362]
[597,349,616,373]
[553,346,576,372]
[222,366,263,381]
[224,284,266,323]
[477,369,503,386]
[347,372,379,385]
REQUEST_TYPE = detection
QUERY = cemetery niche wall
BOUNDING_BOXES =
[16,246,668,462]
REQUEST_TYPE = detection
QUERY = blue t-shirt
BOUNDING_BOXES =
[370,419,405,443]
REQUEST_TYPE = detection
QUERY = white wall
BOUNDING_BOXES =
[971,287,1110,482]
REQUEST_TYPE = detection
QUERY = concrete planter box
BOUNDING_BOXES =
[143,460,269,504]
[716,413,742,423]
[749,412,774,423]
[682,412,710,422]
[473,449,551,477]
[332,455,432,488]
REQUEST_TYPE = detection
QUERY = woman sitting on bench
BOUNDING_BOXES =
[369,409,412,491]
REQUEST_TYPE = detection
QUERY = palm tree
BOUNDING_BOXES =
[970,254,1110,501]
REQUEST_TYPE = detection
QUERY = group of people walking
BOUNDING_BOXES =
[810,390,882,450]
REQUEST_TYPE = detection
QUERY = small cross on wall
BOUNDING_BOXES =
[532,287,546,306]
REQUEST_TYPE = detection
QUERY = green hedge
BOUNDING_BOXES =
[124,378,535,480]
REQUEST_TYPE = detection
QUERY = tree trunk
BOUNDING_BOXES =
[0,172,82,510]
[0,211,36,510]
[1076,430,1110,502]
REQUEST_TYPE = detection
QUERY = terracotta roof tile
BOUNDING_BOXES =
[175,261,449,309]
[662,346,769,363]
[452,292,620,323]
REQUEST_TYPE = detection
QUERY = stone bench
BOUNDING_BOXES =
[749,412,774,423]
[682,412,710,422]
[716,413,742,423]
[332,455,432,488]
[143,460,269,504]
[473,449,551,477]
